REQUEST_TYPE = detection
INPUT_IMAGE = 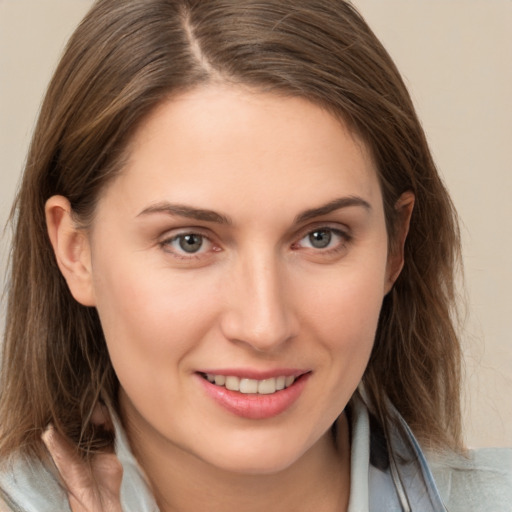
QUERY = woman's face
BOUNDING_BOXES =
[77,85,398,473]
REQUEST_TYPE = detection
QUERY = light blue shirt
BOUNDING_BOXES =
[0,396,510,511]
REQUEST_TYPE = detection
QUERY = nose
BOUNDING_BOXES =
[219,250,298,352]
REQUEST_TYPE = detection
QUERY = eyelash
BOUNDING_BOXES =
[292,226,351,255]
[159,225,351,261]
[159,231,217,260]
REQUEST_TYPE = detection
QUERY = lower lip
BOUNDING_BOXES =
[197,374,310,420]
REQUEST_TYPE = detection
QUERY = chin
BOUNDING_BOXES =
[205,450,302,476]
[191,429,318,476]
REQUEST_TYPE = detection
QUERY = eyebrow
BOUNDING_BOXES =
[137,195,371,225]
[294,196,371,223]
[137,202,232,224]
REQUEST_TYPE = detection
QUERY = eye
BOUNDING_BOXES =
[162,232,211,256]
[294,227,349,252]
[176,233,204,253]
[306,229,334,249]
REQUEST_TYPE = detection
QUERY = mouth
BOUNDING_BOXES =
[199,373,298,395]
[197,370,311,419]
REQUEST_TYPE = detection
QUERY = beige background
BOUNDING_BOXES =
[0,0,511,447]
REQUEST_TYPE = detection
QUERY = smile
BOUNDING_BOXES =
[198,371,311,419]
[202,373,296,395]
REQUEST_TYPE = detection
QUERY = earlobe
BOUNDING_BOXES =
[385,191,415,294]
[45,196,96,306]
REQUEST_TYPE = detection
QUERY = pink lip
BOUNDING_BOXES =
[196,371,310,420]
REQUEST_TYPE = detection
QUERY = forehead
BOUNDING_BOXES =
[100,85,382,220]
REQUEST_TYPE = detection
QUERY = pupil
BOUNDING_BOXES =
[179,234,203,253]
[309,230,331,249]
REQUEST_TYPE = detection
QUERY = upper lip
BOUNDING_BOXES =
[197,368,310,380]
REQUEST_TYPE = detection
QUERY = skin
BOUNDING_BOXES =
[46,85,413,512]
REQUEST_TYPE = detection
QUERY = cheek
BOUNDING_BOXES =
[90,250,220,376]
[91,257,224,425]
[284,263,387,445]
[303,260,386,335]
[298,257,387,379]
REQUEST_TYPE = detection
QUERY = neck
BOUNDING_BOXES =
[121,401,351,512]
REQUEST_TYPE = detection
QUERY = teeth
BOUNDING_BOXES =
[225,376,240,391]
[258,378,276,394]
[239,378,258,394]
[214,375,226,386]
[205,374,296,394]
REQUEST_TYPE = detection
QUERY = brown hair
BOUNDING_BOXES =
[0,0,463,459]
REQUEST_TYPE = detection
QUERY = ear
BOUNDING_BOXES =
[384,191,415,294]
[45,196,96,306]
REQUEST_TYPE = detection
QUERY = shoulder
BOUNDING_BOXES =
[0,455,70,512]
[428,446,512,512]
[0,450,158,512]
[0,420,159,512]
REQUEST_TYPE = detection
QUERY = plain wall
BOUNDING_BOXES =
[0,0,511,447]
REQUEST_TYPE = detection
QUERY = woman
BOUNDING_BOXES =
[0,0,510,510]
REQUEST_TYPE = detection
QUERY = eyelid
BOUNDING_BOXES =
[158,227,219,259]
[293,221,352,243]
[291,223,352,256]
[158,225,214,243]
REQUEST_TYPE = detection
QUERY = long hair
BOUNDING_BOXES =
[0,0,463,459]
